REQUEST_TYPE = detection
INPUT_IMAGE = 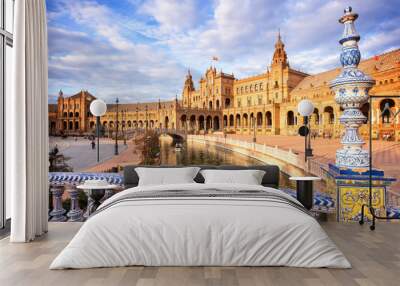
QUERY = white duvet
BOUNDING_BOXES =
[50,183,351,269]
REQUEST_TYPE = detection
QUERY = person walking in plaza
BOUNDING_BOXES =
[91,140,96,150]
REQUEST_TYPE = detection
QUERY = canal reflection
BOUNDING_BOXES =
[157,137,299,189]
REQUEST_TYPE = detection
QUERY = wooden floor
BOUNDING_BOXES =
[0,222,399,286]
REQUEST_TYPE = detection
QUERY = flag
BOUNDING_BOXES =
[212,56,219,61]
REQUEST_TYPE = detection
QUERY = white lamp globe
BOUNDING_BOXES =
[90,99,107,117]
[297,99,314,116]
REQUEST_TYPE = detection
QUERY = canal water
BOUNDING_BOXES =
[157,137,302,189]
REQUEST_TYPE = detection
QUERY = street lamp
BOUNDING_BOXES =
[145,105,148,133]
[297,99,314,162]
[89,99,107,162]
[122,109,127,146]
[252,116,256,143]
[114,98,119,155]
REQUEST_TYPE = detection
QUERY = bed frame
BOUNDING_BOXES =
[123,165,280,189]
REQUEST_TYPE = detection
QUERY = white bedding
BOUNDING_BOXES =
[50,183,351,269]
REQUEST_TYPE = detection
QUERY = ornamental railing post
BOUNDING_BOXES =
[66,186,83,222]
[49,186,67,222]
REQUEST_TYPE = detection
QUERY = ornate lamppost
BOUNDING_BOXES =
[114,97,119,155]
[252,116,256,143]
[122,109,127,146]
[89,99,107,162]
[136,103,139,133]
[297,99,314,162]
[145,105,148,133]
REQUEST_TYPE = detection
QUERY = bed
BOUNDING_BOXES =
[50,165,350,269]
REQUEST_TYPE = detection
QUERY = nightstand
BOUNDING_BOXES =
[289,177,321,210]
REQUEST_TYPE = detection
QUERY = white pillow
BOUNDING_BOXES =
[135,167,201,186]
[200,169,266,185]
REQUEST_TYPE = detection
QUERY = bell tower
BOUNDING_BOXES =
[270,30,289,104]
[271,30,288,67]
[182,69,195,107]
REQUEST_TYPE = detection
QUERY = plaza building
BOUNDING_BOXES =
[49,34,400,140]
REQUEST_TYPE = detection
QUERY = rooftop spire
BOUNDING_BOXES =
[272,29,287,66]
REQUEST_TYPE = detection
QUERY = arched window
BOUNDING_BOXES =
[266,111,272,127]
[380,99,395,124]
[324,106,335,124]
[213,116,220,130]
[235,114,241,127]
[225,98,231,108]
[287,111,295,126]
[256,112,263,127]
[229,114,234,126]
[313,108,320,125]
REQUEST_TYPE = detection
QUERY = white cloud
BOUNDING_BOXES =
[140,0,198,33]
[61,0,135,50]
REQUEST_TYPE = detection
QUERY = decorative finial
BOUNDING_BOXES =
[344,6,352,13]
[59,89,63,97]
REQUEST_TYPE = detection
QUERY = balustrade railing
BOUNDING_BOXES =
[48,172,123,222]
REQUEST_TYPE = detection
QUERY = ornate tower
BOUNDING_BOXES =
[270,31,289,104]
[330,7,375,168]
[182,69,195,107]
[271,30,288,67]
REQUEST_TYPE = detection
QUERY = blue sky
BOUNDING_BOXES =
[46,0,400,103]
